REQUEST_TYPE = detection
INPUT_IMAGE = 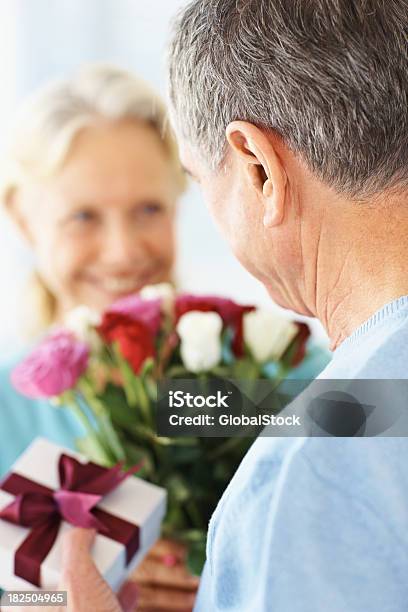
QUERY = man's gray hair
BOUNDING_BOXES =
[168,0,408,197]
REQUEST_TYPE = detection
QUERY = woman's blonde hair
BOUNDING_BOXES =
[0,64,185,337]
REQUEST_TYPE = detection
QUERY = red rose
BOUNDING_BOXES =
[175,294,255,357]
[98,312,155,373]
[289,323,311,366]
[107,294,161,335]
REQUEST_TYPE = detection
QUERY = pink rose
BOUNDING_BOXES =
[108,294,162,335]
[12,331,89,398]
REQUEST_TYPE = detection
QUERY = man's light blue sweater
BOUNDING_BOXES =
[195,296,408,611]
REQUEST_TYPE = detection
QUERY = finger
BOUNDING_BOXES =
[136,585,196,612]
[60,527,122,612]
[133,557,200,590]
[118,580,139,612]
[61,527,96,566]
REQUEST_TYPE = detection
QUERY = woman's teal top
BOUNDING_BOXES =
[0,356,86,479]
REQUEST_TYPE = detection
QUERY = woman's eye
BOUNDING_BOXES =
[143,202,164,215]
[70,209,97,223]
[134,202,165,218]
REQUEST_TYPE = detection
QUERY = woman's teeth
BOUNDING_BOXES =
[100,278,142,293]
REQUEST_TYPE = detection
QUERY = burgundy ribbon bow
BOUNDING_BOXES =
[0,454,141,587]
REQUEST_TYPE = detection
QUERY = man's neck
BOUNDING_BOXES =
[323,282,408,351]
[313,194,408,350]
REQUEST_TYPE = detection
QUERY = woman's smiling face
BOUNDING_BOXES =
[15,119,178,317]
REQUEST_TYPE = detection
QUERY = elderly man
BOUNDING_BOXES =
[29,1,408,611]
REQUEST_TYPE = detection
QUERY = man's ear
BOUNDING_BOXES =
[4,188,34,245]
[226,121,287,228]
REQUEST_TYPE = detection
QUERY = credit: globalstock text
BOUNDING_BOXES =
[168,414,301,427]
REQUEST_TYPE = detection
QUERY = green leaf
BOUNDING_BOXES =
[186,538,207,576]
[77,380,126,461]
[165,365,190,378]
[166,473,191,503]
[210,366,232,377]
[169,445,201,464]
[141,357,155,377]
[98,412,126,462]
[120,441,155,477]
[75,435,112,466]
[132,376,153,426]
[162,506,186,533]
[126,422,158,444]
[154,436,198,447]
[232,358,261,379]
[144,377,158,402]
[102,384,137,429]
[112,343,139,407]
[180,529,208,543]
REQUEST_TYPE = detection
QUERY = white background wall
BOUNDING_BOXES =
[0,0,328,352]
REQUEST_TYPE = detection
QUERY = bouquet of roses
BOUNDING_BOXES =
[12,284,310,573]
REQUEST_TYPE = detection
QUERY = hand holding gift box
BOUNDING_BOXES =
[0,438,166,591]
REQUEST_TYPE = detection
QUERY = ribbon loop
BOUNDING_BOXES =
[0,492,57,528]
[53,490,104,530]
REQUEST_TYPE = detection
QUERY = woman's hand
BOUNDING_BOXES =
[133,538,200,611]
[59,528,139,612]
[2,528,139,612]
[1,531,199,612]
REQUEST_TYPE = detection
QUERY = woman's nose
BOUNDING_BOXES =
[100,221,147,266]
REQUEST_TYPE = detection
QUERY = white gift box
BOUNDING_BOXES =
[0,438,166,591]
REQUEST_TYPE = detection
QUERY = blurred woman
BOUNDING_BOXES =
[0,65,199,611]
[0,64,184,471]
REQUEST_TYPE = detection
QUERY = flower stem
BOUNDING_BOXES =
[62,390,103,450]
[134,376,152,426]
[77,379,125,462]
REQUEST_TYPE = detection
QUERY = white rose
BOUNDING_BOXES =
[177,310,223,373]
[139,283,175,314]
[64,305,102,351]
[243,309,298,362]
